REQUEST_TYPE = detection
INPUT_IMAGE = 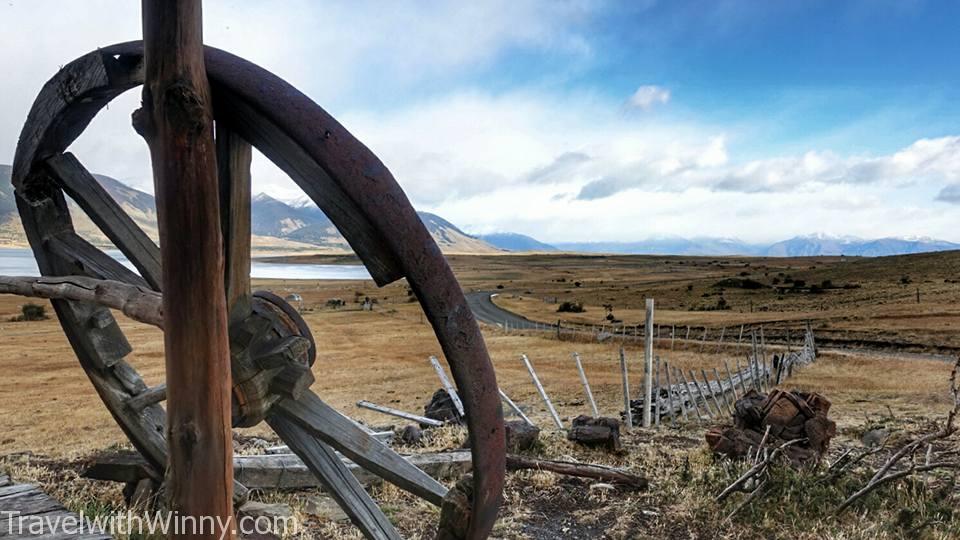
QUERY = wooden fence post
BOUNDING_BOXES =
[690,370,714,418]
[498,389,535,427]
[620,347,633,429]
[643,299,654,427]
[653,356,662,427]
[429,356,465,417]
[678,369,702,424]
[713,367,734,416]
[521,354,563,430]
[139,1,234,533]
[572,353,599,417]
[702,368,724,417]
[663,362,677,425]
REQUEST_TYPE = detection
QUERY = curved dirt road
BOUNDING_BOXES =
[465,291,541,329]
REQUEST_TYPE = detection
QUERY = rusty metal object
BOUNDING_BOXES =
[12,42,504,539]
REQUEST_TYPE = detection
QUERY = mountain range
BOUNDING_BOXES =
[0,164,497,253]
[1,164,956,257]
[551,234,960,257]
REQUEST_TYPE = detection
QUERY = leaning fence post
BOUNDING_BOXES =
[735,357,749,395]
[654,356,662,427]
[715,326,726,354]
[620,347,633,429]
[671,325,676,350]
[429,356,465,417]
[690,370,714,418]
[643,298,654,427]
[713,367,734,416]
[677,369,703,424]
[664,362,678,425]
[521,354,564,430]
[723,360,740,402]
[498,388,535,427]
[573,353,599,417]
[701,368,724,417]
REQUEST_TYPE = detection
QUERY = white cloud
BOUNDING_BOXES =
[627,85,671,111]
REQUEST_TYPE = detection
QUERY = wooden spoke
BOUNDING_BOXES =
[127,383,167,411]
[216,124,252,319]
[47,231,149,288]
[46,152,162,290]
[269,414,402,540]
[274,391,448,506]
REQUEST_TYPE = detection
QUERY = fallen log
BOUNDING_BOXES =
[84,450,472,491]
[505,454,647,489]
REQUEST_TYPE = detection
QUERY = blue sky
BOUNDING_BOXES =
[2,0,959,243]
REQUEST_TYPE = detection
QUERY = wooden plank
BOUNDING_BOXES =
[268,414,401,540]
[216,125,253,318]
[521,354,563,430]
[724,360,740,402]
[0,475,9,488]
[572,353,599,417]
[45,152,162,290]
[429,356,465,417]
[356,400,444,428]
[235,451,472,491]
[278,391,448,505]
[0,481,112,539]
[619,348,632,429]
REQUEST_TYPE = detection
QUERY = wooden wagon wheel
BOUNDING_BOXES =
[11,41,505,540]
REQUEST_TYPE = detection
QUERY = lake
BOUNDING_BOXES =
[0,247,371,281]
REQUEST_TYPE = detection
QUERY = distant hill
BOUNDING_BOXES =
[762,234,960,257]
[478,233,557,252]
[554,237,763,256]
[0,165,500,254]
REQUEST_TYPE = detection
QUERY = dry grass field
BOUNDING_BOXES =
[1,251,958,538]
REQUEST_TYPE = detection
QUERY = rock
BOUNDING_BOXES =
[861,428,891,447]
[399,424,423,446]
[505,420,540,452]
[424,389,464,425]
[567,415,622,452]
[302,495,349,523]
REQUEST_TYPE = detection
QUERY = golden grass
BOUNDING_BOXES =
[0,251,957,537]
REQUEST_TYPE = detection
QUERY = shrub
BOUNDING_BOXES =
[11,303,48,322]
[557,301,585,313]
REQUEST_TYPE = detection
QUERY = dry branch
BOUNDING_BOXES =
[836,355,960,514]
[505,454,647,489]
[0,275,162,327]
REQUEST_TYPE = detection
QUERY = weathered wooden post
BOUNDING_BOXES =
[619,348,632,429]
[136,1,235,536]
[573,353,599,417]
[642,298,654,427]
